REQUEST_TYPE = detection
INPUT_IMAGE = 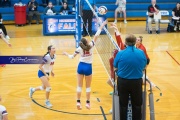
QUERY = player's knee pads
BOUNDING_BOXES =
[39,86,44,90]
[86,87,91,92]
[77,87,82,92]
[46,87,51,92]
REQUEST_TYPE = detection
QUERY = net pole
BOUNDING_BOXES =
[75,0,81,48]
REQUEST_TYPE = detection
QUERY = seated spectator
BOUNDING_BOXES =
[0,13,10,40]
[147,0,160,34]
[60,2,70,15]
[44,2,57,15]
[2,0,11,7]
[27,0,41,25]
[0,96,8,120]
[114,0,127,24]
[172,2,180,31]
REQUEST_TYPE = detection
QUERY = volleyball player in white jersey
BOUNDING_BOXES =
[63,20,107,110]
[29,45,56,108]
[0,96,8,120]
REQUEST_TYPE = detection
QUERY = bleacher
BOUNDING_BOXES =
[0,0,179,23]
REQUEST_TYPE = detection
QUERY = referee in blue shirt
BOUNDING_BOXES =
[114,34,147,120]
[81,0,96,37]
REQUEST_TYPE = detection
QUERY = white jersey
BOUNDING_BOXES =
[117,0,126,8]
[0,105,8,120]
[42,54,56,73]
[75,41,95,64]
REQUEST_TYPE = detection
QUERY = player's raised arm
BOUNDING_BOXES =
[93,20,108,43]
[110,23,125,50]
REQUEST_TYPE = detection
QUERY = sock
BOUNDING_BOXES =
[77,100,80,103]
[86,100,90,103]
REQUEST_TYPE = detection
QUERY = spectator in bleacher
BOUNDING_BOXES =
[44,2,57,15]
[1,0,11,7]
[114,0,127,24]
[147,0,160,34]
[59,2,70,15]
[81,0,96,37]
[0,13,10,40]
[172,2,180,31]
[27,0,41,25]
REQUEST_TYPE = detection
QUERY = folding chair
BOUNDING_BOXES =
[159,10,170,30]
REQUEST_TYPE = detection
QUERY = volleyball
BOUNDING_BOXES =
[98,6,108,15]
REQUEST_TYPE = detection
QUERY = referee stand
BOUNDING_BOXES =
[112,69,156,120]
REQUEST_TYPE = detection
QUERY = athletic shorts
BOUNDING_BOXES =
[116,7,126,12]
[77,62,92,76]
[38,70,49,78]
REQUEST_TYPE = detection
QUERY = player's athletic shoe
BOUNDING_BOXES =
[77,102,82,110]
[85,103,90,109]
[45,100,53,108]
[29,87,34,98]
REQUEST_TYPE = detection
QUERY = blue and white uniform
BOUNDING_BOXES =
[38,54,56,78]
[75,40,95,76]
[0,105,8,120]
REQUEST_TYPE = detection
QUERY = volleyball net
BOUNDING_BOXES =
[76,0,120,78]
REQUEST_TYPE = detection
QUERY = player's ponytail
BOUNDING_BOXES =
[43,45,52,58]
[79,38,91,51]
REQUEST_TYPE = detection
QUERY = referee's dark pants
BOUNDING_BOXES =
[117,77,142,120]
[82,10,93,35]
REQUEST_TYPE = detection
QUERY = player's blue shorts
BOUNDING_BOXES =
[77,62,92,76]
[38,70,49,78]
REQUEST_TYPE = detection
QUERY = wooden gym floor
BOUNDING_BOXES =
[0,21,180,120]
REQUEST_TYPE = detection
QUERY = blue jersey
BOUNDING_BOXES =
[114,46,147,79]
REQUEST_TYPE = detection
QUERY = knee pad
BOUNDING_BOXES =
[46,87,51,92]
[77,87,82,92]
[86,87,91,92]
[39,86,44,90]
